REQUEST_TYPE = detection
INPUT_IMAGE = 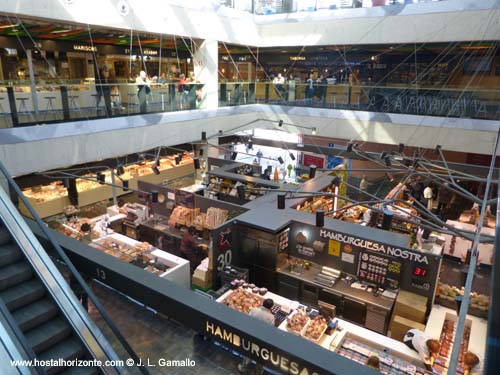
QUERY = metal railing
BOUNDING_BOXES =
[0,81,205,128]
[219,81,500,120]
[0,160,151,375]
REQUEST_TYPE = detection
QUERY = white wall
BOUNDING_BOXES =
[0,105,497,177]
[2,0,499,47]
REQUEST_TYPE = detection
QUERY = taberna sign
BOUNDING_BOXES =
[205,321,321,375]
[319,229,430,265]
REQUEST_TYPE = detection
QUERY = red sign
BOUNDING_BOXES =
[302,153,325,168]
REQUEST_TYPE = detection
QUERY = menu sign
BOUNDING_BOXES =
[357,251,402,287]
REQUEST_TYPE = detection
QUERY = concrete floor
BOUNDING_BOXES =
[87,282,246,375]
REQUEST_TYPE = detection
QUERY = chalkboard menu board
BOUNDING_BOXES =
[357,251,402,288]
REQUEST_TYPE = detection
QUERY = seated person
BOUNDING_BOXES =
[403,329,439,371]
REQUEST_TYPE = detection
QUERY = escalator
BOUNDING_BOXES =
[0,218,101,374]
[0,164,151,375]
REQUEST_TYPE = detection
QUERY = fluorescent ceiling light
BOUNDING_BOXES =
[0,23,19,29]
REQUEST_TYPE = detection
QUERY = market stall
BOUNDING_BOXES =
[19,155,195,218]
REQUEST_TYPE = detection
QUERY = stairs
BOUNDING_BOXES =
[0,223,102,375]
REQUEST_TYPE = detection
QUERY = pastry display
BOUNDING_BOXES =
[436,283,490,311]
[286,310,309,333]
[223,288,262,314]
[21,154,194,204]
[435,318,471,370]
[91,237,151,263]
[302,316,327,341]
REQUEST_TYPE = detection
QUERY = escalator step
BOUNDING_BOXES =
[0,244,22,267]
[63,366,102,375]
[0,279,46,311]
[12,297,58,332]
[0,262,33,291]
[0,226,11,246]
[26,317,72,354]
[38,336,87,375]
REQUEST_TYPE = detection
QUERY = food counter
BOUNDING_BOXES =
[19,157,195,219]
[216,287,433,374]
[90,232,190,288]
[139,217,209,257]
[442,220,494,266]
[276,254,396,334]
[217,284,487,374]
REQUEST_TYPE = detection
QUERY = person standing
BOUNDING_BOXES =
[463,351,482,375]
[69,273,91,312]
[403,329,440,371]
[256,149,263,164]
[180,226,200,274]
[177,74,189,109]
[238,299,275,374]
[136,71,150,114]
[305,73,314,104]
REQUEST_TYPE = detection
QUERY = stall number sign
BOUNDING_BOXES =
[357,251,401,285]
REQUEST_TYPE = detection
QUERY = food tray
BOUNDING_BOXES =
[301,316,328,343]
[285,309,310,335]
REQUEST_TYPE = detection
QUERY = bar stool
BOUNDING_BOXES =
[16,97,30,115]
[159,91,167,111]
[68,95,80,113]
[43,96,57,120]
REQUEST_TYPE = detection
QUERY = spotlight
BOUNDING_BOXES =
[434,145,442,155]
[316,210,325,228]
[151,190,159,203]
[332,176,341,186]
[231,152,238,160]
[153,159,160,168]
[311,127,317,135]
[201,131,207,141]
[122,179,129,191]
[277,193,286,209]
[237,185,245,200]
[289,152,296,161]
[278,156,284,164]
[175,155,181,165]
[218,130,223,136]
[399,143,405,153]
[380,151,387,159]
[412,158,420,168]
[403,158,412,167]
[309,165,317,179]
[381,209,393,230]
[116,165,125,176]
[384,156,392,167]
[385,172,394,182]
[347,143,353,152]
[96,172,105,184]
[278,120,283,127]
[194,157,200,170]
[152,166,160,175]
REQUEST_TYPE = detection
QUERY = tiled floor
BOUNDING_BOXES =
[87,281,250,375]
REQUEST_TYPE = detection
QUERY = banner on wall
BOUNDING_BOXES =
[302,153,325,168]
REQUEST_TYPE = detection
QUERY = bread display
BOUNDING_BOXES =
[286,310,309,333]
[223,288,263,314]
[302,316,328,341]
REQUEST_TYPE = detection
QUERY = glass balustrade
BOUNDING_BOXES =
[0,80,206,128]
[219,81,500,120]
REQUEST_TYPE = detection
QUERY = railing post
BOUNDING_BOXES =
[220,83,227,106]
[60,86,70,121]
[265,83,270,103]
[249,83,255,104]
[6,87,19,127]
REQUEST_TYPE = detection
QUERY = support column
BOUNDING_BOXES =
[26,49,39,114]
[193,40,218,110]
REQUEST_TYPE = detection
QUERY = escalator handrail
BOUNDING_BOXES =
[0,298,47,375]
[0,161,151,375]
